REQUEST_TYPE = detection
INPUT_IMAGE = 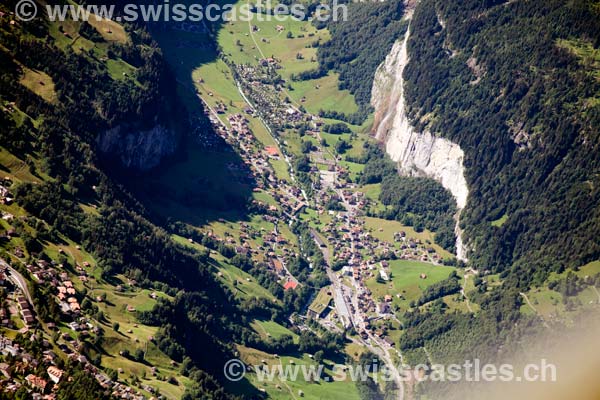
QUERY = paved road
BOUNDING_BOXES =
[0,259,34,307]
[309,230,404,399]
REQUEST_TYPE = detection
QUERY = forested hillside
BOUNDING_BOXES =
[394,0,600,395]
[0,4,253,398]
[405,0,600,275]
[359,144,458,253]
[2,0,600,398]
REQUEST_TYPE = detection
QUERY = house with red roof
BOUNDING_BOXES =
[283,279,298,290]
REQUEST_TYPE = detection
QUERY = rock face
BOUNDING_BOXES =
[371,23,469,260]
[96,124,178,171]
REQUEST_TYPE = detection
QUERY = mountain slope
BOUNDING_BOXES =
[402,0,600,275]
[368,0,600,396]
[0,6,251,398]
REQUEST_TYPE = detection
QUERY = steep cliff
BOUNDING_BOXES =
[371,23,469,260]
[97,123,179,171]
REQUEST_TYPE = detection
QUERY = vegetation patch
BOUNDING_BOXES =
[19,67,58,104]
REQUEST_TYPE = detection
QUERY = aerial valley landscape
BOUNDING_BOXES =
[0,0,599,399]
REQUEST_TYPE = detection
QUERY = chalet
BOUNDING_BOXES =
[22,310,35,326]
[235,246,249,256]
[0,363,10,378]
[47,366,64,383]
[95,372,112,388]
[271,259,284,276]
[43,350,57,363]
[283,279,298,291]
[292,202,307,215]
[25,374,47,391]
[265,146,279,157]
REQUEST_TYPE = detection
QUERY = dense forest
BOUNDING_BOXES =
[405,0,600,275]
[2,0,600,398]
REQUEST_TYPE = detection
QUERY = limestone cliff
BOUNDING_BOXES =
[371,23,469,260]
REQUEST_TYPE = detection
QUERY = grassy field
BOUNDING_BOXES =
[19,67,57,104]
[210,256,277,301]
[344,342,366,362]
[575,260,600,277]
[299,207,333,231]
[251,319,299,342]
[288,73,359,115]
[355,183,381,202]
[366,260,456,309]
[200,213,298,258]
[253,189,279,206]
[0,147,44,183]
[490,214,508,227]
[557,38,600,80]
[215,0,360,116]
[363,216,454,260]
[81,276,190,399]
[520,261,600,319]
[46,15,138,85]
[87,17,129,43]
[106,58,137,81]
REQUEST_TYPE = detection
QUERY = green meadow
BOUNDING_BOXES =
[366,260,456,309]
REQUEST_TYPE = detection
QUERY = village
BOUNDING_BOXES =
[0,110,449,398]
[193,48,455,354]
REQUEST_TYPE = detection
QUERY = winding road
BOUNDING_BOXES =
[0,259,34,308]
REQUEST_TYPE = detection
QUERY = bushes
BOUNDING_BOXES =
[322,122,351,134]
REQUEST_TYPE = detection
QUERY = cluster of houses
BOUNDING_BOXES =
[0,180,14,205]
[24,258,93,317]
[0,262,36,329]
[16,294,34,327]
[0,333,66,397]
[199,97,326,293]
[194,41,452,345]
[303,160,448,334]
[0,306,157,398]
[235,62,314,132]
[203,216,301,291]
